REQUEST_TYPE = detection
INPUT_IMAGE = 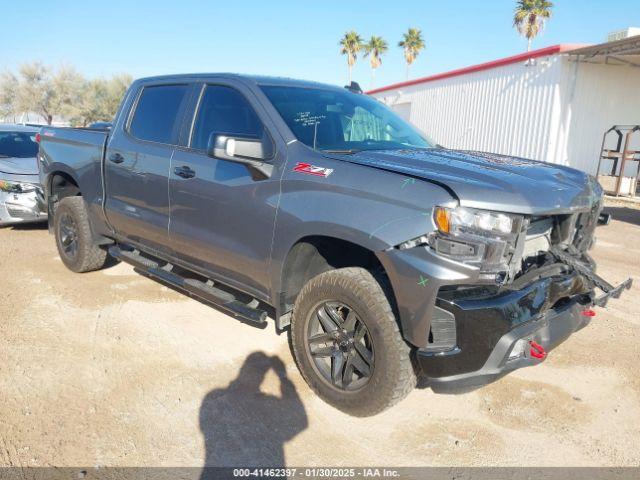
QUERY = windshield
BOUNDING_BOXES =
[261,86,433,153]
[0,131,39,158]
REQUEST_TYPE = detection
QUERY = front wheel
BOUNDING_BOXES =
[290,267,416,417]
[54,196,108,273]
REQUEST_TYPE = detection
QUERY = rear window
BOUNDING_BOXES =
[129,85,189,144]
[0,132,39,158]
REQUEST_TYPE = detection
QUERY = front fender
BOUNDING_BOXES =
[269,152,457,318]
[377,246,478,347]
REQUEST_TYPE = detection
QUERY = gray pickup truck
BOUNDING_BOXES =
[38,74,631,416]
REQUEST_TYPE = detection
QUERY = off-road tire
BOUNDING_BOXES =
[54,196,108,273]
[290,267,416,417]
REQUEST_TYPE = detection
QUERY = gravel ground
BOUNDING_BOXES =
[0,204,638,468]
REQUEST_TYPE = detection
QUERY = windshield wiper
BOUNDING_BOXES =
[321,149,362,155]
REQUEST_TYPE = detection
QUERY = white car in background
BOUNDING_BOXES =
[0,124,47,226]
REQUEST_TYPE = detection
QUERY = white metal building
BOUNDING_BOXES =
[368,37,640,176]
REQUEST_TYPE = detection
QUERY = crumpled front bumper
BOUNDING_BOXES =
[377,244,631,392]
[418,289,593,392]
[0,189,47,226]
[415,267,595,388]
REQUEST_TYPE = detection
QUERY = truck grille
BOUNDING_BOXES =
[523,217,553,258]
[515,205,600,278]
[7,206,30,218]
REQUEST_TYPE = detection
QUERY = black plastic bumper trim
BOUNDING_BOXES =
[418,302,591,393]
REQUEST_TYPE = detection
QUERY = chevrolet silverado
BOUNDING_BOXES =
[38,74,632,416]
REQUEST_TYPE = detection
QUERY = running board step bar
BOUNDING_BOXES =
[108,246,268,325]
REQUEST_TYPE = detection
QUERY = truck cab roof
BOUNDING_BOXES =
[133,73,344,91]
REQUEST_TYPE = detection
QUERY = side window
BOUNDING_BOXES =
[191,85,264,150]
[129,84,189,144]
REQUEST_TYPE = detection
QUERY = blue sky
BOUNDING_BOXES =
[2,0,639,89]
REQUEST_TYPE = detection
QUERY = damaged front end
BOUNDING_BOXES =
[377,199,632,392]
[0,178,47,226]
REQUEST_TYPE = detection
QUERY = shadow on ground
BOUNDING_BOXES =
[199,352,308,476]
[603,206,640,227]
[2,221,48,231]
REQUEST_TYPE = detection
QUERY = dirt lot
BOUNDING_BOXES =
[1,204,639,468]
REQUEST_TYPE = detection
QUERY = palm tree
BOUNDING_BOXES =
[398,28,425,80]
[513,0,554,52]
[339,31,363,84]
[364,36,389,87]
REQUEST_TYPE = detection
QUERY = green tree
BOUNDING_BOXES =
[104,74,132,120]
[513,0,554,52]
[0,62,131,126]
[0,62,83,125]
[363,36,388,87]
[398,28,425,80]
[339,31,363,84]
[10,62,56,124]
[50,65,85,122]
[0,71,18,118]
[73,79,107,126]
[73,74,132,126]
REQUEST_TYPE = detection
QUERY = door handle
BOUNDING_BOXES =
[109,153,124,164]
[174,165,196,179]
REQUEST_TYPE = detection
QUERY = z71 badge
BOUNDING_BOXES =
[292,162,334,178]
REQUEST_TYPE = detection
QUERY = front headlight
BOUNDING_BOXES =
[0,180,38,194]
[430,206,525,282]
[433,206,516,236]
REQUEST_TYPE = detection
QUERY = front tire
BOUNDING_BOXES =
[54,196,108,273]
[290,267,416,417]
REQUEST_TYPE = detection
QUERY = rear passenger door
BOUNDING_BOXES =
[168,82,283,299]
[104,83,192,253]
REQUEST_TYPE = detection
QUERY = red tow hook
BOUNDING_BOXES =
[581,309,596,317]
[529,341,546,359]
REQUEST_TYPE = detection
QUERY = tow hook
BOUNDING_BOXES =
[581,308,597,317]
[529,341,546,359]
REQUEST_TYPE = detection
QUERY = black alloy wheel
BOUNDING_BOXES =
[58,211,79,261]
[305,301,374,391]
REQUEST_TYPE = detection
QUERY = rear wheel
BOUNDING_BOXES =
[54,196,107,273]
[290,267,416,417]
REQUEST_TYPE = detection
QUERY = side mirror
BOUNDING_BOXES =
[206,133,273,179]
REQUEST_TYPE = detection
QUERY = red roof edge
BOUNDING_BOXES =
[366,44,588,95]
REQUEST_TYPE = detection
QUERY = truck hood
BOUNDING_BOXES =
[325,148,601,215]
[0,156,39,175]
